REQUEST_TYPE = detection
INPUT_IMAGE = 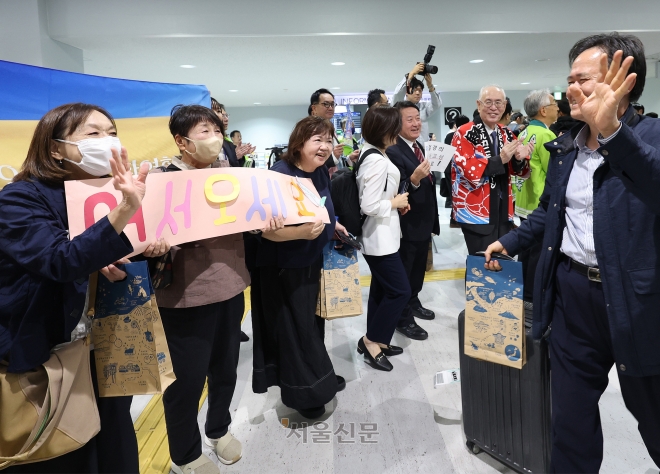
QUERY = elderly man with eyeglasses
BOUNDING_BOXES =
[450,85,532,254]
[511,89,559,308]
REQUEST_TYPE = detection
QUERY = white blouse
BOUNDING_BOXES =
[356,143,401,256]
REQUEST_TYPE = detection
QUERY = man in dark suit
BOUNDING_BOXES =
[388,101,440,341]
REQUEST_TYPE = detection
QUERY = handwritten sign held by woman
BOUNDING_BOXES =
[65,168,330,256]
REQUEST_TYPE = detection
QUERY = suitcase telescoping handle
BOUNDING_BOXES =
[474,251,514,262]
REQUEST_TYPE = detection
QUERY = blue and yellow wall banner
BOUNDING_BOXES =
[0,60,209,188]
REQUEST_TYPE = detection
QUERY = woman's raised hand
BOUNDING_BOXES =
[109,147,149,210]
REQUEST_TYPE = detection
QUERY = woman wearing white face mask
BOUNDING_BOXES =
[151,105,283,474]
[0,103,168,473]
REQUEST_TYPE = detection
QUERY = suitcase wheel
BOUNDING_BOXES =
[466,440,482,455]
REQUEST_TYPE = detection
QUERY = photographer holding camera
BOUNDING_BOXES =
[392,46,442,143]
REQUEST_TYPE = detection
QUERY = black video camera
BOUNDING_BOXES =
[421,45,438,75]
[265,145,287,167]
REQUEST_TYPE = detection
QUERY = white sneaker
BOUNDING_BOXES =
[204,432,242,465]
[171,453,220,474]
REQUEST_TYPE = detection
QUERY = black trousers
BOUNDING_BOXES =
[397,239,430,327]
[6,354,139,474]
[550,259,660,472]
[251,261,338,411]
[363,252,411,344]
[442,166,453,208]
[460,221,513,256]
[160,293,244,466]
[517,217,541,302]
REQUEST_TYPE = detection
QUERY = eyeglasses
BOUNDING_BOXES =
[221,112,230,118]
[318,101,336,109]
[543,102,559,108]
[479,100,505,108]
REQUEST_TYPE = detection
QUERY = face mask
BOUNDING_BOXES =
[56,136,121,177]
[184,135,222,164]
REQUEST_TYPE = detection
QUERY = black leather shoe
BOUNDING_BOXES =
[296,406,325,419]
[396,322,428,340]
[380,345,403,356]
[412,306,435,320]
[336,375,346,392]
[357,338,393,372]
[240,331,249,342]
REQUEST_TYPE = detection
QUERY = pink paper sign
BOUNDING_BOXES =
[65,168,331,256]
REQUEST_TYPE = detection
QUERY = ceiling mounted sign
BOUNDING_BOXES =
[334,93,433,106]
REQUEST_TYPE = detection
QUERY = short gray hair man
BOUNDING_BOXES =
[524,89,553,118]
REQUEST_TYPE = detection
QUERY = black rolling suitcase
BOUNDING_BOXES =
[458,309,552,473]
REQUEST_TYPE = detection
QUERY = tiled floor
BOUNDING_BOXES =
[132,196,659,474]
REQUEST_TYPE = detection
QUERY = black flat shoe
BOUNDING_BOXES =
[296,406,325,419]
[396,322,429,341]
[380,345,403,356]
[357,338,393,372]
[412,306,435,320]
[240,331,249,342]
[336,375,346,392]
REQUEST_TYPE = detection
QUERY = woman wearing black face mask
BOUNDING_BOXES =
[0,102,169,473]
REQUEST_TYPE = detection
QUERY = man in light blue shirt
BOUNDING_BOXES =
[485,33,660,472]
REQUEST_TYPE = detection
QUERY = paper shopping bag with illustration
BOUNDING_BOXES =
[317,242,363,320]
[92,261,176,396]
[464,255,525,369]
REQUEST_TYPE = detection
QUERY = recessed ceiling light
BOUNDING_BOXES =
[520,82,531,85]
[331,62,345,66]
[254,102,261,105]
[535,59,550,62]
[469,59,484,64]
[180,65,196,68]
[331,87,341,90]
[228,90,238,92]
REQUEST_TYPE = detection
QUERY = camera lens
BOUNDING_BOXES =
[425,65,438,75]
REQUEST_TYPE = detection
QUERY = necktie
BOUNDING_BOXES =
[491,131,502,198]
[491,131,499,156]
[413,142,432,184]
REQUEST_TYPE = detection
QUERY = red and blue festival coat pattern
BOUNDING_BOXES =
[450,121,530,224]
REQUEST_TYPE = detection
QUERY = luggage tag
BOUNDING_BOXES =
[434,369,461,388]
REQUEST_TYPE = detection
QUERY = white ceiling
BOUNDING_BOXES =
[43,0,660,107]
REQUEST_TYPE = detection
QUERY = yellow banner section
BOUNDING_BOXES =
[0,117,180,188]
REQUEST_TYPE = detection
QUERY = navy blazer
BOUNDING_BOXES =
[0,179,133,372]
[223,139,243,167]
[387,137,440,241]
[499,106,660,377]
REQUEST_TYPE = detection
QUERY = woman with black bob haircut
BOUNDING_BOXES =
[251,115,348,419]
[0,102,165,473]
[355,106,411,372]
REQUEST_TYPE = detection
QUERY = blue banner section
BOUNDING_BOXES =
[322,241,359,270]
[96,262,154,319]
[0,60,209,120]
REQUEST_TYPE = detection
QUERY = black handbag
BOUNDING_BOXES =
[439,177,450,198]
[148,252,173,289]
